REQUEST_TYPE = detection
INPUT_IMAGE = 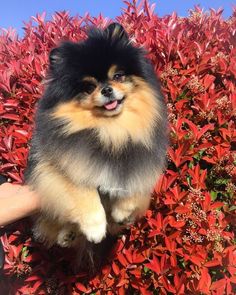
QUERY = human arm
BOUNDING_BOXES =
[0,183,40,226]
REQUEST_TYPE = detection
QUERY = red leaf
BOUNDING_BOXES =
[175,205,191,214]
[189,255,203,267]
[1,113,20,121]
[210,278,226,291]
[210,202,224,210]
[117,253,129,267]
[204,259,221,267]
[145,255,161,275]
[168,217,186,228]
[75,282,88,293]
[198,268,211,293]
[203,74,215,90]
[112,261,120,275]
[165,237,176,252]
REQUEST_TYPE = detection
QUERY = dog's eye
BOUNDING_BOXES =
[80,82,96,94]
[113,71,125,82]
[85,83,96,94]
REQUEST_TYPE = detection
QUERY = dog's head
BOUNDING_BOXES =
[41,23,162,149]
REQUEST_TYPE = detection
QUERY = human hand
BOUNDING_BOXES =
[0,182,40,226]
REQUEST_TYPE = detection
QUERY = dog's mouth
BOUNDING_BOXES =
[104,100,119,110]
[101,97,125,111]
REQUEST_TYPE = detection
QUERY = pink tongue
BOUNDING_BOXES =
[104,100,118,110]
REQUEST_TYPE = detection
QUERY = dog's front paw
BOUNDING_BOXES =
[80,209,107,244]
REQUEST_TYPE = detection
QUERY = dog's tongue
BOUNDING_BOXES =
[104,100,118,110]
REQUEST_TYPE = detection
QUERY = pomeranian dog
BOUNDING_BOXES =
[25,23,168,256]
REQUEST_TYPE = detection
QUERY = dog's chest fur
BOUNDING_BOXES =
[40,128,163,197]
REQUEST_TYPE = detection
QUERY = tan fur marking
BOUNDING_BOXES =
[51,76,161,151]
[79,87,101,110]
[107,65,118,79]
[82,76,97,84]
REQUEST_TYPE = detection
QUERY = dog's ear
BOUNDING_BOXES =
[49,42,76,67]
[105,23,129,42]
[49,47,63,66]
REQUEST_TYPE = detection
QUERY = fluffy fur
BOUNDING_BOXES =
[25,23,168,254]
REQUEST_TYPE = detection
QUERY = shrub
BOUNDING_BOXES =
[0,1,235,294]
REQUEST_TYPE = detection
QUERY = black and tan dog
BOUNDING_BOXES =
[25,23,168,253]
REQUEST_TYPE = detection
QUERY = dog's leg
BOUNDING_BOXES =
[30,162,107,244]
[69,187,107,244]
[111,194,151,225]
[33,216,62,247]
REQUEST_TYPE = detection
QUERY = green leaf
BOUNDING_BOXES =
[176,90,189,101]
[214,178,229,186]
[188,161,194,169]
[143,266,152,274]
[210,191,218,201]
[21,246,29,258]
[186,175,192,186]
[193,149,205,161]
[229,205,236,211]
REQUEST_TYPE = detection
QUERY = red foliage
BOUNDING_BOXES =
[0,1,235,294]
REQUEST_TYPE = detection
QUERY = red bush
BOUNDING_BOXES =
[0,1,235,294]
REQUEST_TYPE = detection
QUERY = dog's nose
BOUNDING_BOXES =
[101,86,113,97]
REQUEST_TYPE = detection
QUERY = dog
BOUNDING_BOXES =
[24,23,168,258]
